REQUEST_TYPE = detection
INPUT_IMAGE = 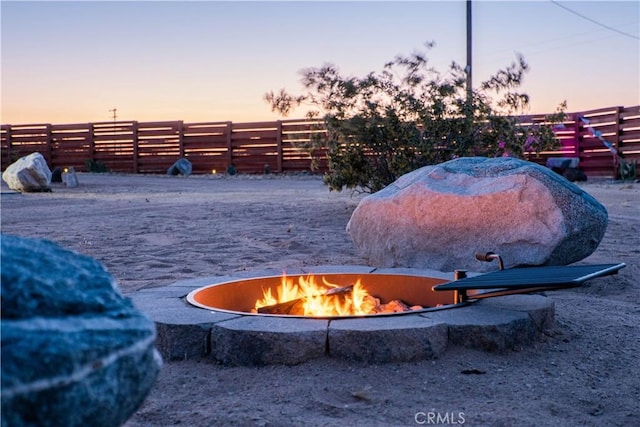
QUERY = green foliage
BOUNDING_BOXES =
[266,42,566,193]
[85,159,109,173]
[619,157,637,181]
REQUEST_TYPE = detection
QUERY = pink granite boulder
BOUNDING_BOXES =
[347,157,607,272]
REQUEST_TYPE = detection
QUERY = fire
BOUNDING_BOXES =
[254,274,421,316]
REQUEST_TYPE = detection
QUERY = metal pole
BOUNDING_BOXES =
[466,0,472,106]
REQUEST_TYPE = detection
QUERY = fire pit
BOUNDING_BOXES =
[131,259,624,366]
[186,272,459,318]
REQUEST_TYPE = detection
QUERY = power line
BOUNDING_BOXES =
[550,1,640,40]
[480,27,613,60]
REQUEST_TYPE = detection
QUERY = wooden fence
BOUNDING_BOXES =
[2,105,639,178]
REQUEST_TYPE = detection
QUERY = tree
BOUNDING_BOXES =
[265,42,566,193]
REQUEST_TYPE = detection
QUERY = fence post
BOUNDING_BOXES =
[575,112,585,166]
[571,113,580,158]
[45,124,53,167]
[613,106,622,179]
[88,123,95,169]
[132,121,139,174]
[5,126,12,166]
[226,121,233,168]
[178,120,184,158]
[276,120,283,173]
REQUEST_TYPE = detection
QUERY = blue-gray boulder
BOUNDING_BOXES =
[167,157,192,176]
[347,157,608,272]
[1,234,162,427]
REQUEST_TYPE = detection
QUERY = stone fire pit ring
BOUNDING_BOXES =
[130,266,554,366]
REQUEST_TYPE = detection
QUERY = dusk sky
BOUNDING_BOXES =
[1,1,639,125]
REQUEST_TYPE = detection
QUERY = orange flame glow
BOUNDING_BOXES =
[254,274,418,316]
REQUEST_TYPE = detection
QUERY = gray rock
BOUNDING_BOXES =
[1,152,52,192]
[167,157,192,176]
[62,166,79,187]
[1,234,161,427]
[347,157,607,272]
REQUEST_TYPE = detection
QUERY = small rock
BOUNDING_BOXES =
[167,157,192,176]
[62,166,79,187]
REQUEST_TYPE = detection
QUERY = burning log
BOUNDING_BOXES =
[256,298,305,315]
[376,299,411,313]
[257,285,353,316]
[256,285,422,316]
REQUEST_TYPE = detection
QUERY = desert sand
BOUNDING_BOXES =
[1,172,638,427]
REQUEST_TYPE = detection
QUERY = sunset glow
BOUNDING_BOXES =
[2,1,638,125]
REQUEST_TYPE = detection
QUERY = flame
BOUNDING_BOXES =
[254,274,379,316]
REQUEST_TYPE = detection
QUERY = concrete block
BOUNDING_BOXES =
[301,265,376,275]
[155,322,212,361]
[130,293,238,361]
[328,314,448,363]
[168,275,237,288]
[424,305,537,351]
[211,316,328,366]
[131,286,195,299]
[228,269,306,279]
[477,294,555,331]
[371,266,456,281]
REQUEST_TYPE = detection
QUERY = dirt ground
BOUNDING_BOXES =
[1,172,638,427]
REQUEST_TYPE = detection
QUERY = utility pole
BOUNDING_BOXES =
[109,108,117,125]
[109,108,117,140]
[466,0,472,107]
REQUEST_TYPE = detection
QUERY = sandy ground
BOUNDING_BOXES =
[1,172,638,427]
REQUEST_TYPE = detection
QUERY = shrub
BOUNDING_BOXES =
[85,159,109,173]
[266,42,566,192]
[619,157,637,181]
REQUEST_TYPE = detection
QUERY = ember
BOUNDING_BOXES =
[253,274,422,316]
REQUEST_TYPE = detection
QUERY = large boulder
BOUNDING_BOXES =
[1,234,162,427]
[347,157,608,272]
[2,152,52,192]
